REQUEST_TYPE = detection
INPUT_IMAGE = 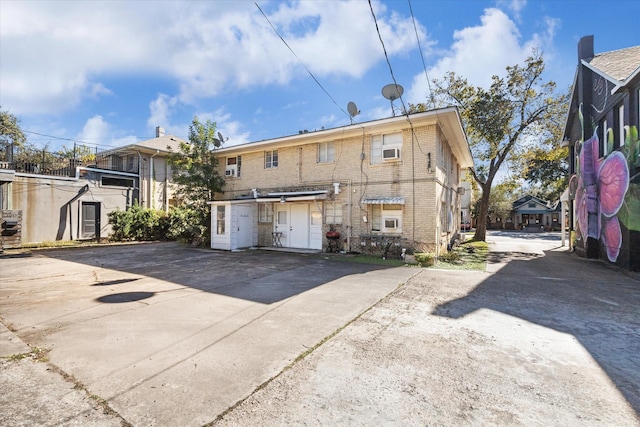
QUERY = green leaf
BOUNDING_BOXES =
[617,183,640,231]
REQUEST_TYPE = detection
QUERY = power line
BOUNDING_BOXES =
[408,0,435,109]
[254,1,351,121]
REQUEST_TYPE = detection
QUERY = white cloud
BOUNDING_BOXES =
[78,115,109,145]
[147,94,179,132]
[1,0,417,116]
[407,8,546,104]
[498,0,527,23]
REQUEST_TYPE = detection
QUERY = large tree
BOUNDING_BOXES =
[433,52,568,241]
[1,108,27,161]
[167,117,226,239]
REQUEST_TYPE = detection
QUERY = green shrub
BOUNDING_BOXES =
[107,204,166,242]
[414,252,435,266]
[439,251,461,263]
[165,206,207,244]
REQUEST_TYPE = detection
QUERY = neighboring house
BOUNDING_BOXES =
[94,127,184,212]
[208,107,473,255]
[0,127,183,246]
[563,35,640,271]
[509,195,561,231]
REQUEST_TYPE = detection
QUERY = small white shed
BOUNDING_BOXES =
[208,200,257,251]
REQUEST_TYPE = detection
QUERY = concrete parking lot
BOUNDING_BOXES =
[0,243,418,426]
[1,234,639,426]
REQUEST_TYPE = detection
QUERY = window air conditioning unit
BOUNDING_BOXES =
[382,148,400,160]
[457,187,465,195]
[225,167,236,177]
[384,218,399,229]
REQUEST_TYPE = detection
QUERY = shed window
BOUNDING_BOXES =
[216,206,226,235]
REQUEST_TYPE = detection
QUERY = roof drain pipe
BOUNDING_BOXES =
[149,150,160,209]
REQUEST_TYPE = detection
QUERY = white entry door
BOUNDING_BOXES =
[290,204,309,248]
[237,205,253,248]
[275,203,310,248]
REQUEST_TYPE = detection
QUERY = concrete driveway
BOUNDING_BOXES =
[215,232,640,426]
[0,243,418,426]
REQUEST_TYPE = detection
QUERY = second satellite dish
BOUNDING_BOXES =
[382,84,404,116]
[347,101,360,124]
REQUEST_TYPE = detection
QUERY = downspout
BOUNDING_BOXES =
[136,151,144,207]
[149,150,160,209]
[347,179,352,251]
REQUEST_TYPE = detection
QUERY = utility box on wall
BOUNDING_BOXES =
[1,210,22,250]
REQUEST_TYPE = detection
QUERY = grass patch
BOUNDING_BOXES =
[5,346,50,362]
[432,239,489,270]
[21,240,80,249]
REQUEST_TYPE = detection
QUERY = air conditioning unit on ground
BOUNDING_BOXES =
[382,148,400,160]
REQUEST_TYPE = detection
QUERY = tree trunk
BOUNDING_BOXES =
[474,182,491,241]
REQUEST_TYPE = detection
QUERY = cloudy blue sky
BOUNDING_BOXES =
[1,0,638,151]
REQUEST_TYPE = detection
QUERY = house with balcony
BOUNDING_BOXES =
[208,107,473,256]
[0,127,183,247]
[563,35,640,271]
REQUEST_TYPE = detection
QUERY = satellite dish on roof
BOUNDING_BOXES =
[382,84,404,100]
[213,131,227,148]
[347,101,360,124]
[382,83,404,116]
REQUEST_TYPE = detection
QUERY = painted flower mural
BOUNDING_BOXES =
[574,131,631,262]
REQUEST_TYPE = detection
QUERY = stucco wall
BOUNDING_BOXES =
[10,173,132,244]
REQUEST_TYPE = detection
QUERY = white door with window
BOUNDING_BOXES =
[275,203,310,248]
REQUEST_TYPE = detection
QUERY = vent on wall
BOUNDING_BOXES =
[382,148,400,160]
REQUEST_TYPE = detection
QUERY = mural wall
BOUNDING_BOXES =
[571,125,640,270]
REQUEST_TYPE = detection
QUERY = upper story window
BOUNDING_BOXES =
[371,132,402,164]
[318,141,335,163]
[225,156,241,177]
[265,150,278,169]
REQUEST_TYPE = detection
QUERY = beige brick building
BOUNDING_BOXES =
[209,107,473,256]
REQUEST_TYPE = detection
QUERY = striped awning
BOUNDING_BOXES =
[361,196,405,205]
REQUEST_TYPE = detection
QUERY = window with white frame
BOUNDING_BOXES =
[370,132,402,164]
[325,202,342,224]
[265,150,278,169]
[371,204,402,233]
[258,204,273,223]
[318,141,335,163]
[226,156,241,177]
[216,206,226,235]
